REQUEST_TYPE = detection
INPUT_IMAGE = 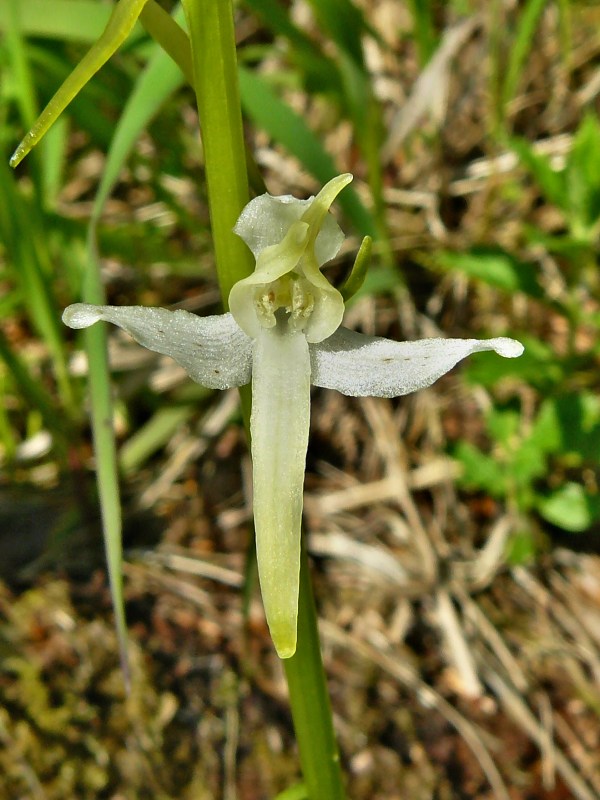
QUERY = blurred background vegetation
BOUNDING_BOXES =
[1,0,600,798]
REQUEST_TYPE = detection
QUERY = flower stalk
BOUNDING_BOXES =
[180,0,347,794]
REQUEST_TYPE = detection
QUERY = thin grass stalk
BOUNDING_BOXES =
[182,0,253,304]
[283,545,346,800]
[181,1,345,795]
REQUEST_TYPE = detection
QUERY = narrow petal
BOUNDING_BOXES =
[63,303,252,389]
[310,327,524,398]
[250,326,311,658]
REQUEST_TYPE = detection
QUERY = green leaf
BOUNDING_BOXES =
[454,441,507,497]
[487,408,520,446]
[511,437,547,486]
[305,0,370,68]
[0,160,73,410]
[139,1,194,86]
[242,0,343,96]
[406,0,438,65]
[523,225,592,257]
[274,784,309,800]
[531,393,600,462]
[565,113,600,234]
[506,529,537,565]
[434,247,543,298]
[502,0,548,109]
[0,0,114,43]
[10,0,150,166]
[80,8,189,686]
[511,137,567,211]
[119,405,195,476]
[538,482,600,533]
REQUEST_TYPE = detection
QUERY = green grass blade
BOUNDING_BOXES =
[274,784,308,800]
[0,327,65,444]
[139,1,194,85]
[238,66,376,236]
[82,318,130,686]
[5,0,37,128]
[0,161,74,410]
[90,9,188,222]
[80,12,190,684]
[4,0,71,205]
[407,0,438,65]
[243,0,343,96]
[304,0,368,67]
[119,405,195,476]
[10,0,151,167]
[502,0,548,113]
[39,116,69,208]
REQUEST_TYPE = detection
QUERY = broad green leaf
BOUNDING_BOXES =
[487,408,520,447]
[538,482,600,533]
[531,393,600,462]
[511,437,547,486]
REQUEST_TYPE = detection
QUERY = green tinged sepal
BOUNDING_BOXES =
[250,325,311,658]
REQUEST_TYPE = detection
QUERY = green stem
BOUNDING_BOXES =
[283,544,346,800]
[182,0,253,305]
[182,1,346,796]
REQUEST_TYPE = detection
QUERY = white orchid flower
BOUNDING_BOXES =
[63,174,524,659]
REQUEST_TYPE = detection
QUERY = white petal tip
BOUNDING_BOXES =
[491,337,524,358]
[62,303,103,329]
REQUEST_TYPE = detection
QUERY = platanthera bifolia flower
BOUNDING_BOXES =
[63,174,524,658]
